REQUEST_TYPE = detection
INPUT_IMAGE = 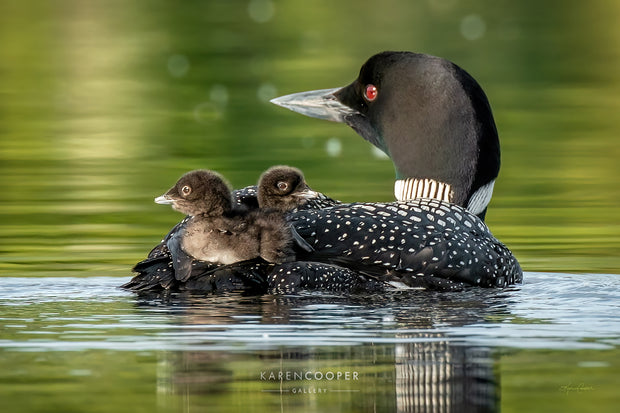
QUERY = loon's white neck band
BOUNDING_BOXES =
[394,178,452,203]
[394,178,496,216]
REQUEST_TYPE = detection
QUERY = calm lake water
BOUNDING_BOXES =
[1,0,619,412]
[0,274,618,412]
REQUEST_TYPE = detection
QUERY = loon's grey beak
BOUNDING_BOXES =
[154,194,174,205]
[270,87,356,123]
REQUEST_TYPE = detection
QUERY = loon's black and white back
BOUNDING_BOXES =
[290,198,521,290]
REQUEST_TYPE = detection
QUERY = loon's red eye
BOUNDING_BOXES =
[364,84,378,102]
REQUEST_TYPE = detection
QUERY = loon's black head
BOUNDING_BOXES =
[155,170,233,216]
[271,51,500,220]
[257,165,320,211]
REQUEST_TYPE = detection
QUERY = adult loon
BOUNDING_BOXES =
[124,52,521,293]
[271,51,500,220]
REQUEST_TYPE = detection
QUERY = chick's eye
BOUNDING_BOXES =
[277,181,289,191]
[181,185,191,196]
[364,84,378,102]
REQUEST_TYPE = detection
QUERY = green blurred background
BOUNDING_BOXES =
[1,0,619,277]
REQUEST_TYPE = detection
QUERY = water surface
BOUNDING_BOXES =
[0,274,618,412]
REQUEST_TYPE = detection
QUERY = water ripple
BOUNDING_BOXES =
[0,273,618,352]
